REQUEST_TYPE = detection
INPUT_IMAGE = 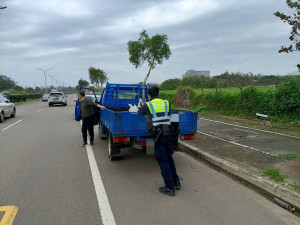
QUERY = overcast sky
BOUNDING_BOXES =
[0,0,299,88]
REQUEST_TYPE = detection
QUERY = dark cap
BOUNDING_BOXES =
[148,86,159,98]
[79,90,85,96]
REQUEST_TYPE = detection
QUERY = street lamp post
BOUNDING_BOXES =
[55,78,60,90]
[35,68,54,93]
[48,75,57,89]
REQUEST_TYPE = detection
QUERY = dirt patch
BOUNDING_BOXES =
[279,160,300,178]
[175,89,191,107]
[219,128,258,139]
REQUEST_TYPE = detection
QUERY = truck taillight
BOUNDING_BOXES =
[113,137,128,143]
[138,141,146,147]
[62,96,65,98]
[183,135,195,140]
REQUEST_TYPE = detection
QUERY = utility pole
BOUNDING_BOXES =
[48,75,57,89]
[55,78,60,90]
[35,67,54,93]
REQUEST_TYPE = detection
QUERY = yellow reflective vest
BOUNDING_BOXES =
[146,98,171,127]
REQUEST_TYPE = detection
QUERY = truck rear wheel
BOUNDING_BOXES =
[108,133,120,161]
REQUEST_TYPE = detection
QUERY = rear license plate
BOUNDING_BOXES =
[54,97,59,100]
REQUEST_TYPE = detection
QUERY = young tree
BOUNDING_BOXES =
[274,0,300,70]
[89,67,108,89]
[77,79,89,90]
[99,70,108,89]
[127,29,172,101]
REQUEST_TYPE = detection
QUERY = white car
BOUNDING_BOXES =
[48,92,67,106]
[0,93,16,123]
[42,93,49,102]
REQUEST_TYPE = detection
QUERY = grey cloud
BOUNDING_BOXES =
[0,0,298,87]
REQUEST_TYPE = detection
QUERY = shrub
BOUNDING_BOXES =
[272,81,300,116]
[238,86,258,115]
[5,93,42,102]
[204,91,238,113]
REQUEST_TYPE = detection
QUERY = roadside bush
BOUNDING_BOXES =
[238,86,258,115]
[204,91,238,113]
[160,82,300,125]
[5,93,42,102]
[159,91,176,106]
[272,81,300,117]
[189,89,203,106]
[256,89,274,115]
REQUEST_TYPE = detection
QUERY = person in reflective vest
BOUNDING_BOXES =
[138,86,180,196]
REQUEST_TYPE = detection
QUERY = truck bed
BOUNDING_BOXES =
[100,108,197,138]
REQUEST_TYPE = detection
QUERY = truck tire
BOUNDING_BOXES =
[108,132,120,161]
[10,108,16,118]
[0,111,4,123]
[98,124,107,140]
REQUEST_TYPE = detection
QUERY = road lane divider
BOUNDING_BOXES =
[198,117,300,139]
[80,121,116,225]
[0,206,18,225]
[36,108,44,113]
[197,131,278,157]
[1,119,23,132]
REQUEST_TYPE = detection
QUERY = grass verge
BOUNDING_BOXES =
[261,167,288,182]
[279,153,298,160]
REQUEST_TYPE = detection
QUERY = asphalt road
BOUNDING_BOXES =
[0,96,299,225]
[198,118,300,156]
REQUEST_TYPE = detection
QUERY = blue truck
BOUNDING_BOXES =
[93,82,197,160]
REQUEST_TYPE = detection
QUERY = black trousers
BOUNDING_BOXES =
[154,133,179,189]
[82,115,94,143]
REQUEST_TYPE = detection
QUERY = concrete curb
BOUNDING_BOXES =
[179,140,300,210]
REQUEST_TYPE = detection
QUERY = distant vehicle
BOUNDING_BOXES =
[0,93,16,123]
[48,92,67,107]
[42,94,49,102]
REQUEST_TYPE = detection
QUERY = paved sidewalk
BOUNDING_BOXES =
[179,132,300,211]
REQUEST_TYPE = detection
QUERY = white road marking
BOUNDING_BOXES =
[198,117,300,139]
[80,121,116,225]
[1,119,23,131]
[197,131,278,157]
[37,108,43,113]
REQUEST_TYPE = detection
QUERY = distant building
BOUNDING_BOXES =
[183,69,210,78]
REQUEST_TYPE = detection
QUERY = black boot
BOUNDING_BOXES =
[159,187,175,196]
[174,181,181,190]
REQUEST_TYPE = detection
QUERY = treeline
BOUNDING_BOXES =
[0,75,16,91]
[160,71,300,90]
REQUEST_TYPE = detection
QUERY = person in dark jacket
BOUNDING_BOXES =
[138,86,180,196]
[79,90,105,146]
